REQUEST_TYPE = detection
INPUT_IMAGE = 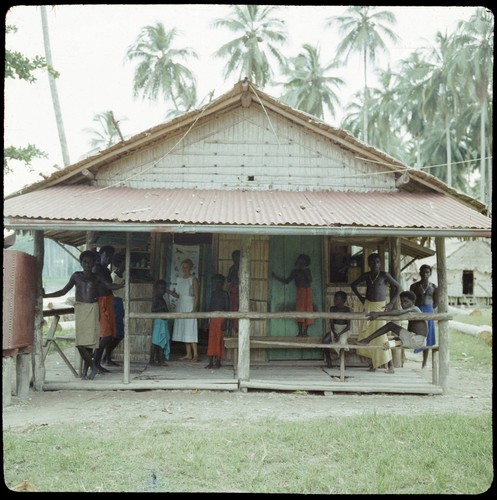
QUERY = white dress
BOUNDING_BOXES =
[172,276,198,343]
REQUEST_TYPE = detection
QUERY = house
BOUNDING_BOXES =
[4,80,491,395]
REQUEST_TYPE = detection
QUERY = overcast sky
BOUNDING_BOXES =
[4,4,480,195]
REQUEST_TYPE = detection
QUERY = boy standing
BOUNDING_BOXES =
[351,253,400,373]
[410,264,438,368]
[272,254,314,337]
[43,250,124,380]
[205,273,230,369]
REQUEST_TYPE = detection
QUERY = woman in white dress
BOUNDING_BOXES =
[170,258,200,361]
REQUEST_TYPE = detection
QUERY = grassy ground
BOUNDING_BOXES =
[4,413,492,493]
[8,308,490,493]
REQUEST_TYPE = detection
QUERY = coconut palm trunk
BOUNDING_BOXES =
[40,5,70,167]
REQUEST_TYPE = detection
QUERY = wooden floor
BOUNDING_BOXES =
[41,351,442,395]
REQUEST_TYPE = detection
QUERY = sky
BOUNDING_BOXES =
[4,4,481,195]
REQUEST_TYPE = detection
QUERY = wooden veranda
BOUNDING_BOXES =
[41,348,442,396]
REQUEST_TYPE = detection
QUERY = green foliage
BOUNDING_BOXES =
[3,414,492,493]
[4,145,48,174]
[211,5,288,88]
[4,24,52,174]
[125,22,198,115]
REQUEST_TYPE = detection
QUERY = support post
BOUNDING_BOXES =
[123,232,131,384]
[32,230,46,391]
[237,235,252,383]
[436,237,449,393]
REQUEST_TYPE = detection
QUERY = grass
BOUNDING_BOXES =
[9,308,490,493]
[3,414,492,493]
[448,310,492,371]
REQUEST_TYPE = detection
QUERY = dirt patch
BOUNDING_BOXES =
[3,353,492,431]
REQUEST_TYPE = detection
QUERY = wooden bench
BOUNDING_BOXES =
[224,336,439,383]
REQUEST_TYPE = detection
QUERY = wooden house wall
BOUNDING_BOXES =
[217,234,269,363]
[95,107,397,193]
[113,283,153,363]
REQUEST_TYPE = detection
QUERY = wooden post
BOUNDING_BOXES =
[436,237,449,393]
[390,237,403,368]
[32,230,46,391]
[237,235,252,383]
[2,356,13,407]
[16,353,31,398]
[123,232,131,384]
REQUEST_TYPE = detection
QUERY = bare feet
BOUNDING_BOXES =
[179,356,192,361]
[386,367,395,374]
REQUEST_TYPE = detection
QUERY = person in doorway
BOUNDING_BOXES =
[150,279,171,366]
[357,291,428,356]
[322,290,351,368]
[227,250,240,336]
[92,245,117,373]
[103,252,126,366]
[351,253,400,373]
[272,254,314,337]
[410,264,438,369]
[43,250,124,380]
[205,273,230,369]
[170,258,200,361]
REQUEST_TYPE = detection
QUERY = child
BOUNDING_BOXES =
[410,264,438,369]
[357,290,428,369]
[103,252,125,366]
[43,250,124,380]
[350,252,400,373]
[150,279,171,366]
[205,274,230,369]
[272,253,313,337]
[322,290,351,368]
[227,250,240,335]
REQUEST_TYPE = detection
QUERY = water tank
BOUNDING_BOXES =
[3,250,37,352]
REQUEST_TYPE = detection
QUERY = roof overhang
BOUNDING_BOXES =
[4,186,491,248]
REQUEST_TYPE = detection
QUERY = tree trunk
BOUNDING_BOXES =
[40,6,71,167]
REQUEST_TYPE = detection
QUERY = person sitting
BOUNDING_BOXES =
[322,290,351,368]
[356,291,428,364]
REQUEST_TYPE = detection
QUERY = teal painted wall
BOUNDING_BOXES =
[269,235,324,360]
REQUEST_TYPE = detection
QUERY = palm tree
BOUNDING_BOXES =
[125,22,198,115]
[325,6,399,143]
[278,44,344,120]
[394,51,433,168]
[366,66,406,158]
[419,32,463,187]
[83,111,127,157]
[452,7,493,207]
[211,5,287,88]
[40,5,70,167]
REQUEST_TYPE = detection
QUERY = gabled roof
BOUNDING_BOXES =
[4,81,491,247]
[5,81,489,214]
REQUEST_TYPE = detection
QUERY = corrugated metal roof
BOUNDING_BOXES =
[4,185,492,231]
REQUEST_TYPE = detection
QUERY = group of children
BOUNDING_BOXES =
[273,252,438,373]
[43,247,125,380]
[45,246,437,378]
